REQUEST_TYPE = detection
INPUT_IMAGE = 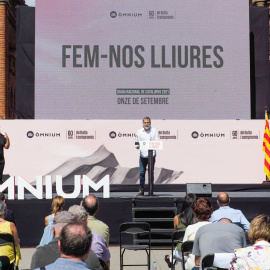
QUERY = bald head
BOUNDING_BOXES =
[217,192,230,206]
[218,218,232,223]
[81,194,99,216]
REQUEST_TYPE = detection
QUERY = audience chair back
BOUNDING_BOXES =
[0,233,17,270]
[201,253,228,270]
[0,256,10,270]
[170,230,185,270]
[201,253,215,270]
[181,241,194,270]
[99,258,108,270]
[119,222,151,270]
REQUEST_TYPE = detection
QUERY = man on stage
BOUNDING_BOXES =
[136,117,159,197]
[0,130,9,184]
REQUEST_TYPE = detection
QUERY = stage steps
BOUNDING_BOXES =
[132,199,178,245]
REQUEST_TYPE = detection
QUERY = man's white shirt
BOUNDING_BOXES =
[137,127,159,158]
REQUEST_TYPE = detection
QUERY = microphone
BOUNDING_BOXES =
[135,135,139,146]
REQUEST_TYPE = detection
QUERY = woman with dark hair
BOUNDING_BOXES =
[230,214,270,269]
[174,193,197,230]
[165,198,213,270]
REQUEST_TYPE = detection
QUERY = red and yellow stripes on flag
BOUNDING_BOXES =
[263,112,270,178]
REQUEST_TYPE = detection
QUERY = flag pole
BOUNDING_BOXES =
[263,106,270,184]
[265,106,268,182]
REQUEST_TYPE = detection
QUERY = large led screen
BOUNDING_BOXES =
[35,0,250,119]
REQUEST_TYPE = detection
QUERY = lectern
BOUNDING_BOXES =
[139,141,163,196]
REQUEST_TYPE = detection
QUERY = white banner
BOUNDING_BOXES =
[0,120,265,185]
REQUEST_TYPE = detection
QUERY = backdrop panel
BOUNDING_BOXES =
[0,120,265,185]
[35,0,250,120]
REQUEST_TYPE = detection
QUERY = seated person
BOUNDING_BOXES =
[230,214,270,269]
[192,218,246,270]
[0,201,21,268]
[0,192,16,224]
[30,211,101,270]
[174,193,197,231]
[81,194,110,246]
[69,205,110,269]
[210,192,250,232]
[165,198,213,270]
[39,196,65,246]
[36,222,92,270]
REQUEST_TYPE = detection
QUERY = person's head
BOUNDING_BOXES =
[192,198,213,221]
[181,193,197,212]
[217,192,230,207]
[0,201,6,218]
[142,117,151,131]
[52,196,65,214]
[81,194,99,216]
[248,214,270,244]
[53,211,77,237]
[59,222,92,261]
[218,218,232,223]
[178,193,197,226]
[68,205,88,223]
[0,192,6,202]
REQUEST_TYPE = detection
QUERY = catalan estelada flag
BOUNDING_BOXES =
[263,112,270,178]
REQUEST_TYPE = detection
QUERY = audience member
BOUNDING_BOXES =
[81,194,110,245]
[69,205,110,269]
[173,193,197,231]
[0,201,21,268]
[230,214,270,269]
[31,211,101,270]
[192,218,246,270]
[0,192,15,224]
[39,195,65,246]
[210,192,250,232]
[34,222,92,270]
[165,198,212,270]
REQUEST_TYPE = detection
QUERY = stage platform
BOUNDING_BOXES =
[7,184,270,247]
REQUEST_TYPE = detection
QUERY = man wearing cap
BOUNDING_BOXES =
[30,211,101,270]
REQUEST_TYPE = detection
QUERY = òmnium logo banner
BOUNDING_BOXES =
[109,131,136,139]
[191,131,226,139]
[27,131,61,138]
[110,10,143,19]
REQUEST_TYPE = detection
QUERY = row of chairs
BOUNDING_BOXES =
[120,222,228,270]
[119,222,190,270]
[0,223,227,270]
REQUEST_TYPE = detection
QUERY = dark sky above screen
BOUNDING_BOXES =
[35,0,250,120]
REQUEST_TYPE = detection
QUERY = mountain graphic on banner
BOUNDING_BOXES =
[44,145,183,185]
